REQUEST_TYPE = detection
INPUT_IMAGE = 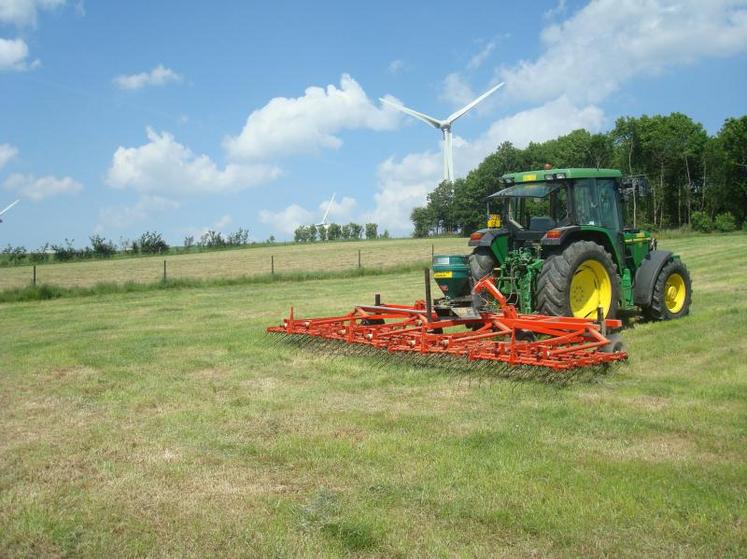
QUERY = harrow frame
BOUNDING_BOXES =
[267,275,627,371]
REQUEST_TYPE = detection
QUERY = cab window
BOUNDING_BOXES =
[573,179,621,230]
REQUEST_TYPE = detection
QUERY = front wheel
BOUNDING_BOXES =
[644,260,692,320]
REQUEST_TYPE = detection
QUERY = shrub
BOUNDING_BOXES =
[183,235,194,249]
[690,211,713,233]
[2,244,26,264]
[29,244,49,263]
[89,235,116,258]
[226,228,249,246]
[51,239,78,261]
[199,230,226,248]
[714,212,737,232]
[138,231,169,254]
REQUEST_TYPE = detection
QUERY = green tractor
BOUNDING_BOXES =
[432,167,692,321]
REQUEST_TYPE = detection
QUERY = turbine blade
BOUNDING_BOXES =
[0,199,19,217]
[321,193,335,224]
[446,82,504,124]
[380,97,443,129]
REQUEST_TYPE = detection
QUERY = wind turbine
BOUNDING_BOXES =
[315,193,336,230]
[0,200,19,223]
[380,82,504,183]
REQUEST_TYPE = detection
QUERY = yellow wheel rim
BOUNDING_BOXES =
[569,259,613,318]
[664,272,686,314]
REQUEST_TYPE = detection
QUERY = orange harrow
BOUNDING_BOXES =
[267,275,627,372]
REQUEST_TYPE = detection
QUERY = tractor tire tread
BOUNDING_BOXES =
[644,259,692,321]
[536,240,619,319]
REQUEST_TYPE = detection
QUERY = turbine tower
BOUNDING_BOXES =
[0,200,19,223]
[315,193,336,230]
[380,82,504,183]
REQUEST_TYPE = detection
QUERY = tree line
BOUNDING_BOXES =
[411,113,747,236]
[1,228,255,266]
[293,222,389,242]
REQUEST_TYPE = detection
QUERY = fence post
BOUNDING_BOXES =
[32,265,36,286]
[271,255,274,276]
[163,259,167,281]
[431,243,434,256]
[358,249,361,269]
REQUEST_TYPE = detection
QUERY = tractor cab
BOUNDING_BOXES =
[484,168,624,247]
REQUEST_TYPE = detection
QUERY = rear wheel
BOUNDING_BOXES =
[644,260,692,320]
[536,241,620,319]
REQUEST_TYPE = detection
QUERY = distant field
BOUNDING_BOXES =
[1,233,745,557]
[0,237,467,290]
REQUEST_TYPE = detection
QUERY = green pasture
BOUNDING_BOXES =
[1,234,745,557]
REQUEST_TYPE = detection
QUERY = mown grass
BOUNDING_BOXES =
[0,234,745,557]
[0,237,466,290]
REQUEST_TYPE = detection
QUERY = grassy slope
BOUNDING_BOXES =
[0,234,745,557]
[0,237,467,290]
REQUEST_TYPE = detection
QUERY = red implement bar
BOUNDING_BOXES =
[267,276,627,371]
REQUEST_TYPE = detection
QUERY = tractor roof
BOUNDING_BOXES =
[501,168,622,184]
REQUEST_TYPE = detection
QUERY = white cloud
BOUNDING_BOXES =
[369,97,604,233]
[3,172,82,201]
[106,127,282,196]
[97,195,179,230]
[213,214,232,230]
[259,195,358,238]
[0,37,38,71]
[439,72,476,108]
[544,0,567,19]
[0,0,65,27]
[388,59,405,74]
[259,204,313,236]
[500,0,747,104]
[366,152,443,233]
[223,73,400,161]
[467,41,495,70]
[0,143,19,170]
[113,64,183,90]
[469,96,604,157]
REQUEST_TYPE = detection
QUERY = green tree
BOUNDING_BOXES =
[316,225,328,241]
[348,222,363,240]
[327,223,342,241]
[365,223,378,240]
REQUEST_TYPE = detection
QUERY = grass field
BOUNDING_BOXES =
[0,238,467,291]
[1,234,745,557]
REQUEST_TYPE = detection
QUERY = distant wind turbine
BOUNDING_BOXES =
[380,82,504,183]
[316,193,336,229]
[0,200,19,223]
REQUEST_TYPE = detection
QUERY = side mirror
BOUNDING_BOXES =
[621,175,650,199]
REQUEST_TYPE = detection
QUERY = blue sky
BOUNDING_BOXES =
[1,0,746,247]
